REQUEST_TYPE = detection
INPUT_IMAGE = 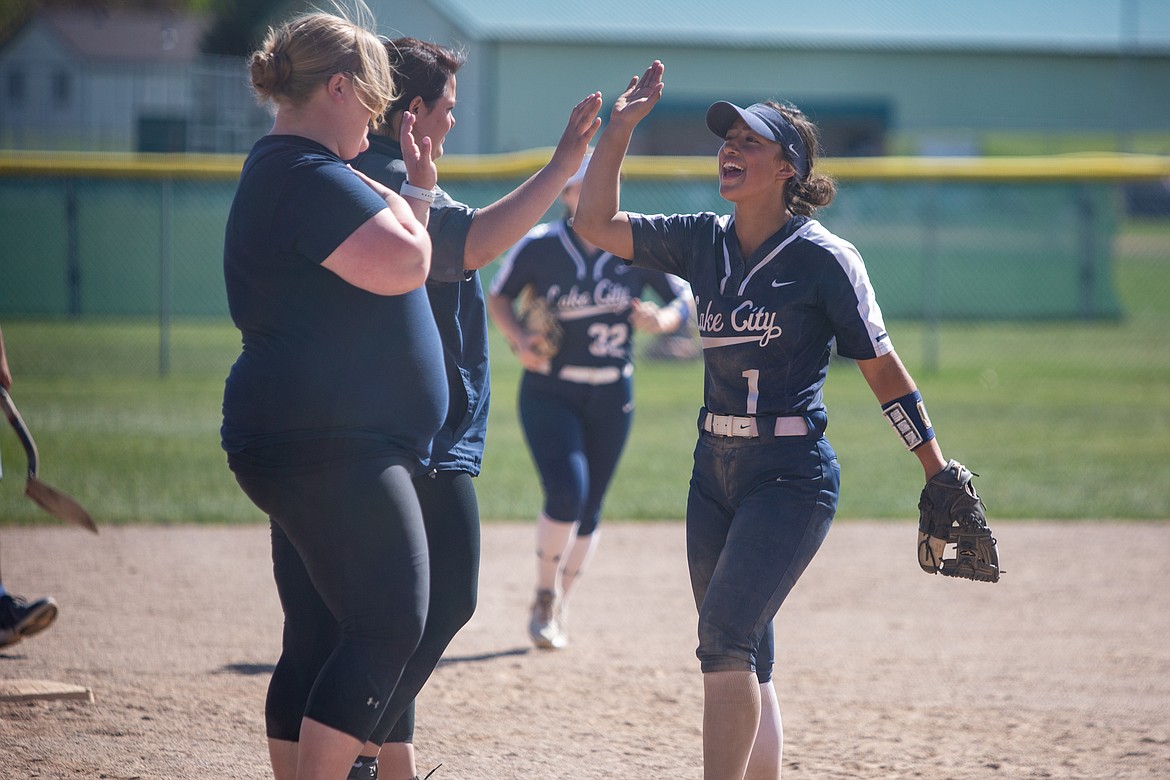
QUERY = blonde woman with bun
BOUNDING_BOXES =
[221,7,447,779]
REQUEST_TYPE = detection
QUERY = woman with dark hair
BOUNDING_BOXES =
[267,35,602,780]
[575,61,986,779]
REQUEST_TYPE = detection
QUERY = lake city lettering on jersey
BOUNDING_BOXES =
[696,298,783,347]
[546,279,633,312]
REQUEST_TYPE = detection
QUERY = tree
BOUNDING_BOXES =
[201,0,302,56]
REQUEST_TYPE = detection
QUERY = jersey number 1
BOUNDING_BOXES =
[742,369,760,415]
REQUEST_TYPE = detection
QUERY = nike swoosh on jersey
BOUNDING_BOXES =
[771,280,796,288]
[700,335,773,349]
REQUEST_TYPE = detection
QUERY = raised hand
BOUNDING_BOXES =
[400,110,437,191]
[549,92,603,175]
[609,60,664,128]
[629,298,681,334]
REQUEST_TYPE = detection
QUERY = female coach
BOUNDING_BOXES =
[220,9,444,779]
[575,61,969,780]
[487,156,691,651]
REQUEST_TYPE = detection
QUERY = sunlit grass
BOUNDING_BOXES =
[1,220,1167,524]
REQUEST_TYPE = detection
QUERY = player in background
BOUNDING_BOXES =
[221,8,443,779]
[575,61,966,780]
[487,155,692,650]
[268,37,602,780]
[0,324,60,650]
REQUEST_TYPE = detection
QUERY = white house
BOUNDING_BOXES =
[0,8,268,152]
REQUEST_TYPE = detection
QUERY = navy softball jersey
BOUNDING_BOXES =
[628,212,892,418]
[221,135,446,465]
[490,217,691,375]
[352,135,485,475]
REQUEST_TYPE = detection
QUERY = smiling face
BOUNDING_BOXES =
[717,117,793,204]
[409,74,457,159]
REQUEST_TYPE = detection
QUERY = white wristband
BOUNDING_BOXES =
[399,181,438,203]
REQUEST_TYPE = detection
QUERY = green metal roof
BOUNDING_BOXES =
[426,0,1170,54]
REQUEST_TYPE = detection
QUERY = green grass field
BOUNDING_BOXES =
[1,220,1167,525]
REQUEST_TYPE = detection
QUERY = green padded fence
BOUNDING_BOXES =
[4,151,1165,323]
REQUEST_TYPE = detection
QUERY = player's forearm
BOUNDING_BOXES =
[856,350,916,404]
[912,441,947,480]
[574,127,633,256]
[663,296,691,331]
[464,169,572,268]
[857,351,947,478]
[390,187,430,230]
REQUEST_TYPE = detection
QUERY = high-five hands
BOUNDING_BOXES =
[400,110,436,191]
[629,298,680,334]
[550,92,603,175]
[609,60,665,128]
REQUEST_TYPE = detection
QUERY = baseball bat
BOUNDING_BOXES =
[0,386,97,534]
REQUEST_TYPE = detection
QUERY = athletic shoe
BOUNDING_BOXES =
[528,588,566,649]
[0,593,59,649]
[347,755,378,779]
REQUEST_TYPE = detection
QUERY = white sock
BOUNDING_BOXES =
[745,680,782,780]
[535,513,577,592]
[560,529,601,599]
[703,670,762,780]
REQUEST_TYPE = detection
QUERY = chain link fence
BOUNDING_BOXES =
[1,152,1168,378]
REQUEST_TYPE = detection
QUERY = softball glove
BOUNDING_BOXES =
[917,460,1002,583]
[517,285,563,360]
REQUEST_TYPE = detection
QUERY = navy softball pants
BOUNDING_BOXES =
[686,429,840,683]
[519,370,633,535]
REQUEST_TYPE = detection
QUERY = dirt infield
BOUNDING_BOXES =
[1,521,1168,779]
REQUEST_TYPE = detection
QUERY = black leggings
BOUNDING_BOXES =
[234,452,427,742]
[261,468,481,745]
[372,470,480,744]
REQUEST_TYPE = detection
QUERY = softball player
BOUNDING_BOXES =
[487,159,692,650]
[576,61,961,780]
[264,37,601,780]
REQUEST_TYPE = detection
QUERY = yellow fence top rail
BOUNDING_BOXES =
[2,149,1169,182]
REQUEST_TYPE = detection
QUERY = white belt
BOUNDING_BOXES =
[557,363,633,386]
[702,413,809,438]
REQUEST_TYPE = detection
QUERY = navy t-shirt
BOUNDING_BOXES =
[351,136,488,476]
[221,135,446,467]
[629,212,892,417]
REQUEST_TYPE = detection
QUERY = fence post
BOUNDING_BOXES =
[1078,185,1098,320]
[159,178,173,377]
[66,178,81,318]
[921,182,940,374]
